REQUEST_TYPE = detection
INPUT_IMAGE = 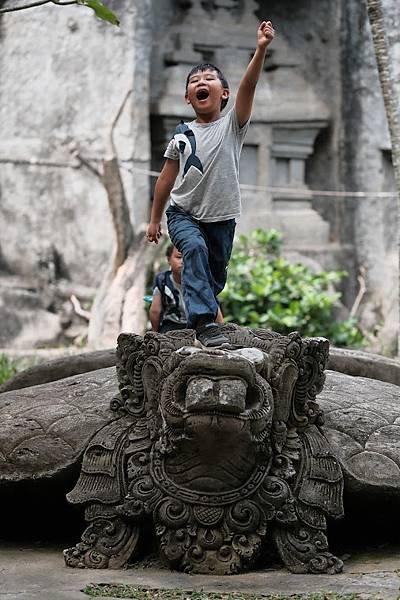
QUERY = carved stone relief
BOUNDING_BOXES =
[64,325,344,574]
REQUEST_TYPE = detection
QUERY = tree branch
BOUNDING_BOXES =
[349,265,367,319]
[74,152,102,180]
[0,0,77,12]
[0,0,52,13]
[108,89,132,158]
[68,89,135,275]
[101,89,135,272]
[70,294,91,321]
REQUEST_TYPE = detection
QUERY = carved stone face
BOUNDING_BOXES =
[65,328,343,576]
[156,347,273,493]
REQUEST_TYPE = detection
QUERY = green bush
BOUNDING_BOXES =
[220,229,364,347]
[0,353,17,385]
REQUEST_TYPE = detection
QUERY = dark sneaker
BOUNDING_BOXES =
[195,323,230,348]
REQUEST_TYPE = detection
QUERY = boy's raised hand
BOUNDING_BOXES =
[257,21,275,50]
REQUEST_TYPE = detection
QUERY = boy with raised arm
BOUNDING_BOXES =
[147,21,275,347]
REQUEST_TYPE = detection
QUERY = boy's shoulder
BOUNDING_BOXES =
[155,269,172,287]
[167,108,242,146]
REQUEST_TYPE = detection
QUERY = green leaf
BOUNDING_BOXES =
[77,0,120,26]
[219,227,365,347]
[0,353,17,386]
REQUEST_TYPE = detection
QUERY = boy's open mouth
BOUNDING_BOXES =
[196,89,209,101]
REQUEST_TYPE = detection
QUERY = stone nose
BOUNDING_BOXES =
[185,377,247,414]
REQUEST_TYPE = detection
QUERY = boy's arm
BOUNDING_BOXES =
[147,158,179,243]
[149,292,162,331]
[235,20,275,128]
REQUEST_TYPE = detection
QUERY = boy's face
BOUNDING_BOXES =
[168,247,183,277]
[185,69,229,115]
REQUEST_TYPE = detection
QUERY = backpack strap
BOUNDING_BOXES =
[154,271,180,310]
[165,271,181,309]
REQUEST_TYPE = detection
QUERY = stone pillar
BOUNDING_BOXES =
[270,125,330,247]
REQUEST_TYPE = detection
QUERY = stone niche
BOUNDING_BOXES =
[151,0,332,252]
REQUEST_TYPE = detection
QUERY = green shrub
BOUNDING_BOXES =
[0,353,17,385]
[220,229,364,347]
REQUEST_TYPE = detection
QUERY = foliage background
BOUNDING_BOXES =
[0,354,17,386]
[220,230,364,347]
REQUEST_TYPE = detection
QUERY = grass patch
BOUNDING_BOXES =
[0,353,17,385]
[83,585,365,600]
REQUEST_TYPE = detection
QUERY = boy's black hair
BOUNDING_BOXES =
[165,243,174,259]
[185,63,229,111]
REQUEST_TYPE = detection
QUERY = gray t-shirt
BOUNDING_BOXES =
[164,107,249,222]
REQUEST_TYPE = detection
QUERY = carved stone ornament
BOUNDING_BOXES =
[64,325,344,574]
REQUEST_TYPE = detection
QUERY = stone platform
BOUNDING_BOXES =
[1,544,399,600]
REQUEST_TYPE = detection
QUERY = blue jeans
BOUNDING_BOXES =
[166,205,236,328]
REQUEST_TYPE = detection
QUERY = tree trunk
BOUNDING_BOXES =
[87,235,160,349]
[102,156,134,275]
[366,0,400,354]
[83,89,161,349]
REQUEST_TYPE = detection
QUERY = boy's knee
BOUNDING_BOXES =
[183,237,207,256]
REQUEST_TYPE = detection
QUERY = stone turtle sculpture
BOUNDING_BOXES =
[64,325,345,575]
[1,326,398,571]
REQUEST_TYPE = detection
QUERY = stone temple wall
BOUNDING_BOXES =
[340,0,399,352]
[0,0,152,285]
[0,0,398,352]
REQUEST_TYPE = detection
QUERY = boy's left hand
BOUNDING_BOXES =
[258,21,275,50]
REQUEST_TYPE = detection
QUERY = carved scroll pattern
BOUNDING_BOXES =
[120,434,301,575]
[65,326,343,575]
[64,515,140,569]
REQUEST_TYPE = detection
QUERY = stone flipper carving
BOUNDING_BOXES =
[64,325,344,574]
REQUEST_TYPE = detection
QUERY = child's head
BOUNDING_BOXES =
[185,63,230,114]
[166,244,183,280]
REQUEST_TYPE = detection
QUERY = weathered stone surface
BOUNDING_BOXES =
[3,343,399,395]
[340,0,399,354]
[0,348,116,393]
[0,367,116,481]
[319,370,400,494]
[3,544,400,600]
[0,271,97,350]
[0,283,62,349]
[0,0,152,285]
[3,362,396,495]
[328,347,400,386]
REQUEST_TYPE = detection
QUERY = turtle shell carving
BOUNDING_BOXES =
[319,371,400,494]
[64,325,344,575]
[0,367,116,482]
